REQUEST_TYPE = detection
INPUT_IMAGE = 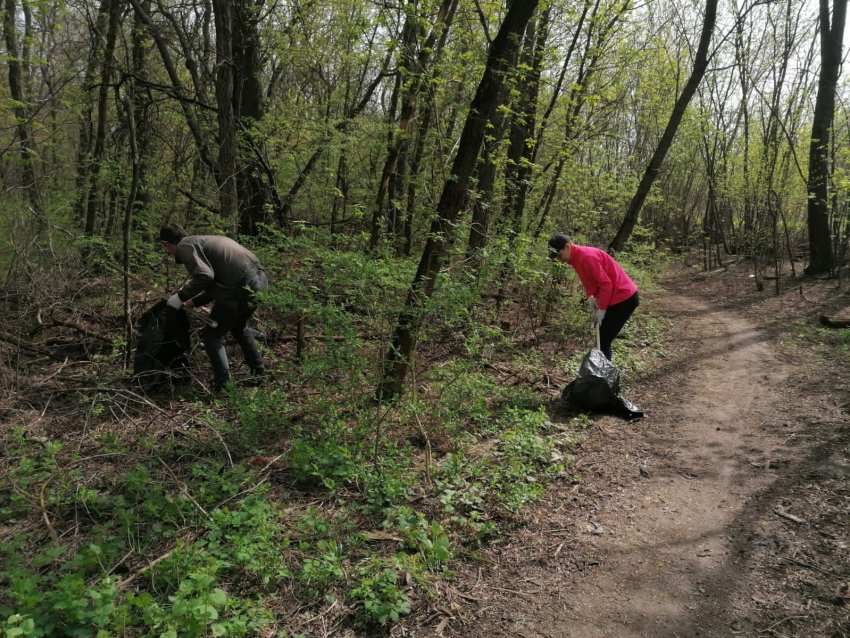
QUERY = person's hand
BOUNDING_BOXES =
[167,293,183,310]
[594,309,606,325]
[588,296,599,312]
[183,299,195,309]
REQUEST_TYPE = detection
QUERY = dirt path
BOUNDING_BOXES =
[436,291,848,638]
[527,294,792,637]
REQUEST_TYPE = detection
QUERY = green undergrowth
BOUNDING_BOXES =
[0,235,669,636]
[781,320,850,357]
[0,398,581,637]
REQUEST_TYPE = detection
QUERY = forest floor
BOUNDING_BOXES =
[410,260,850,638]
[1,255,848,638]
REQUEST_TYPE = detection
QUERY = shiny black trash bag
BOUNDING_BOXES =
[561,348,644,420]
[133,300,191,392]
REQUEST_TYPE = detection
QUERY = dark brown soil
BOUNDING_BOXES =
[403,260,850,638]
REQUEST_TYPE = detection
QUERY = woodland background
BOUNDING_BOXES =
[0,0,848,636]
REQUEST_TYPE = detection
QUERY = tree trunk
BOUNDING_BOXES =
[380,0,540,400]
[83,0,120,235]
[367,0,456,250]
[127,0,216,172]
[465,118,506,255]
[402,0,458,256]
[530,0,623,237]
[386,3,419,245]
[121,88,140,369]
[495,8,549,306]
[234,0,271,236]
[131,0,152,231]
[212,0,239,228]
[3,0,42,218]
[608,0,718,252]
[806,0,847,274]
[74,0,113,226]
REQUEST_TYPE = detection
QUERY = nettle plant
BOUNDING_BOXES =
[0,442,290,638]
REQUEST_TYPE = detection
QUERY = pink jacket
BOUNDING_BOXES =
[570,245,638,310]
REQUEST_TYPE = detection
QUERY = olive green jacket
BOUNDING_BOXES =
[175,236,264,307]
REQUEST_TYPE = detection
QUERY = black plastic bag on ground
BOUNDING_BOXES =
[561,349,644,420]
[133,300,191,392]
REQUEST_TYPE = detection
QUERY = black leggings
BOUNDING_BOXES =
[600,292,639,361]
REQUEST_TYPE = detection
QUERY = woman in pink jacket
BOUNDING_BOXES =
[548,233,639,361]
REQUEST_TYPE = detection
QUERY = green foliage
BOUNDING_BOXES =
[221,388,297,449]
[290,436,357,490]
[784,321,850,355]
[422,362,500,433]
[0,451,286,638]
[349,558,411,625]
[362,452,418,512]
[295,541,345,597]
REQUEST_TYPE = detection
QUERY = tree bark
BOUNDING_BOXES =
[212,0,239,228]
[806,0,847,274]
[83,0,120,235]
[74,0,112,227]
[121,88,140,369]
[380,0,540,400]
[608,0,718,252]
[3,0,42,217]
[367,0,456,250]
[234,0,270,236]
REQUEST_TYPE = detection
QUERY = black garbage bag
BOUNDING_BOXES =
[133,300,191,392]
[561,349,644,420]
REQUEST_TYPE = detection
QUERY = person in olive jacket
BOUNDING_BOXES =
[160,223,267,391]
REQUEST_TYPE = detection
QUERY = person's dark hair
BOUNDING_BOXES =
[159,223,188,244]
[547,233,572,259]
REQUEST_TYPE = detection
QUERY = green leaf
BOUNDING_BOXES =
[212,623,227,636]
[208,588,227,606]
[196,604,218,620]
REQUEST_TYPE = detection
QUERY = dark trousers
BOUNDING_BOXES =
[600,292,640,361]
[203,271,267,389]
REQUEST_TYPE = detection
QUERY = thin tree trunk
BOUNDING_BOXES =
[400,0,459,257]
[609,0,718,252]
[131,0,152,231]
[279,45,396,224]
[381,0,540,400]
[495,8,550,306]
[83,0,120,235]
[3,0,42,218]
[73,0,110,227]
[530,0,623,237]
[128,0,216,172]
[386,2,418,244]
[368,0,456,250]
[121,89,140,369]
